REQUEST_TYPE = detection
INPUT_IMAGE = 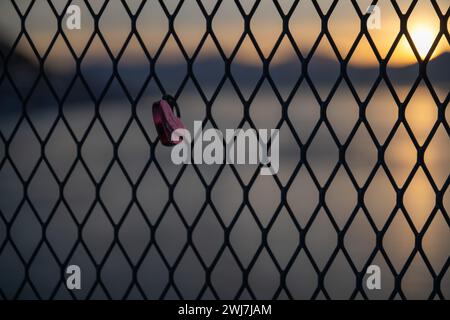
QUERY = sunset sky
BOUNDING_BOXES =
[0,0,448,68]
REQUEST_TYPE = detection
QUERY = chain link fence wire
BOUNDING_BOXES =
[0,0,449,300]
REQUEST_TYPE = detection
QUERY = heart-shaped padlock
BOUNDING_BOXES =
[152,95,186,146]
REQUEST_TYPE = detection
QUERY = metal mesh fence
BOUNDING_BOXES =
[0,0,449,300]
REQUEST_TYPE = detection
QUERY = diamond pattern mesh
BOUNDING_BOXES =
[0,0,449,300]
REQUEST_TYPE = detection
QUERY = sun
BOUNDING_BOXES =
[410,25,435,58]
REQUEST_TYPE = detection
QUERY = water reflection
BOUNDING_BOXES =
[0,84,448,300]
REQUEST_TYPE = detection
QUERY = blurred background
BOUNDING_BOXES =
[0,0,449,300]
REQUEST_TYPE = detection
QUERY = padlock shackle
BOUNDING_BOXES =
[162,95,181,118]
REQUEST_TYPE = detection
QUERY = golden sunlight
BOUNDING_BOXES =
[410,24,436,58]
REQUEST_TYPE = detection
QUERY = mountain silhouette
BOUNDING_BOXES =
[1,33,448,110]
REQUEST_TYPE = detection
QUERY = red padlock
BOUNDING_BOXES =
[152,95,186,146]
